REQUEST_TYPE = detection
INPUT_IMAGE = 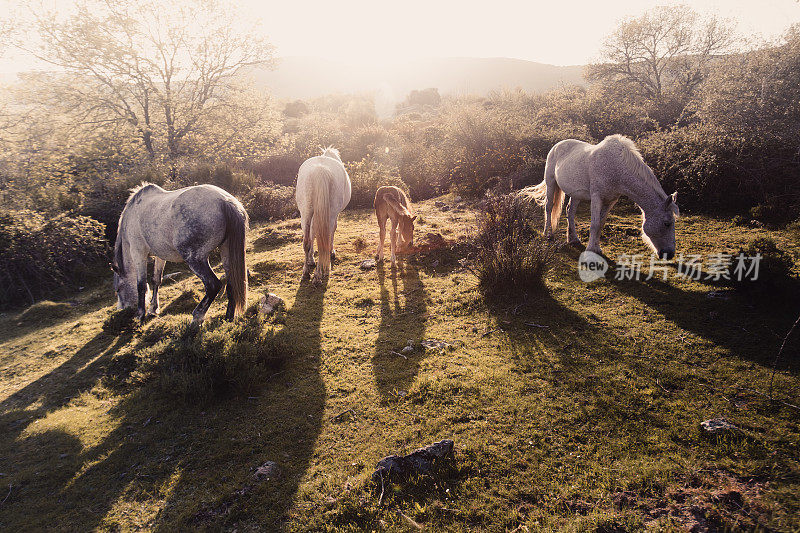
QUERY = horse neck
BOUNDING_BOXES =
[621,176,665,216]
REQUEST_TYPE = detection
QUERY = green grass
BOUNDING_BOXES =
[1,197,799,531]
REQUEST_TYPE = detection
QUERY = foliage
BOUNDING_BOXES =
[243,183,297,221]
[140,311,288,403]
[0,210,108,307]
[730,238,798,296]
[346,156,408,208]
[30,0,275,160]
[588,5,735,125]
[473,193,555,296]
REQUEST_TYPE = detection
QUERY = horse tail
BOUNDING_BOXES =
[519,179,548,208]
[520,148,564,233]
[222,198,249,316]
[310,166,333,276]
[549,183,565,233]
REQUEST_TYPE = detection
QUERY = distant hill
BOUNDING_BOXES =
[248,56,585,101]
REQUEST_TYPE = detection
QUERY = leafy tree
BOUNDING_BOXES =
[28,0,275,160]
[588,5,735,123]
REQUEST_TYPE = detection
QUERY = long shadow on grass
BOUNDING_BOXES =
[0,281,326,531]
[558,243,794,369]
[373,261,428,401]
[485,289,673,455]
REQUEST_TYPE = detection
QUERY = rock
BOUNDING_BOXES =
[372,439,455,484]
[406,339,414,346]
[420,338,456,351]
[401,345,414,354]
[700,418,739,437]
[453,196,462,202]
[254,461,280,481]
[434,201,445,207]
[706,290,731,300]
[259,293,284,316]
[360,259,377,270]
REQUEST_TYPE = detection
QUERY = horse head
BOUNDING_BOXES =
[641,192,679,260]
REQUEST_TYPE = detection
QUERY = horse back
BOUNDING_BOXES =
[138,185,236,261]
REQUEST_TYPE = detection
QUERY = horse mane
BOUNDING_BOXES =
[321,146,341,161]
[601,135,665,197]
[113,182,161,275]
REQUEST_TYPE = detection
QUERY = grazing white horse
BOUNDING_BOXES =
[521,135,679,258]
[112,183,248,324]
[295,147,351,283]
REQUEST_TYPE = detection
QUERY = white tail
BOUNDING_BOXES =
[519,180,548,207]
[309,166,333,276]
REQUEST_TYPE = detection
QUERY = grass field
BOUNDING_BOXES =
[1,195,799,532]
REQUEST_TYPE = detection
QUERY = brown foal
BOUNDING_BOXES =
[374,185,416,265]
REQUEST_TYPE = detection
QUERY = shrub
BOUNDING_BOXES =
[0,210,108,307]
[250,153,304,186]
[731,238,798,296]
[473,193,555,296]
[638,125,800,219]
[244,184,297,221]
[140,311,289,403]
[346,157,409,208]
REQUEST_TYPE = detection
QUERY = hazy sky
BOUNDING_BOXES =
[1,0,799,71]
[242,0,800,65]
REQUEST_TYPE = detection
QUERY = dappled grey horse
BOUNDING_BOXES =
[112,183,249,324]
[521,134,679,259]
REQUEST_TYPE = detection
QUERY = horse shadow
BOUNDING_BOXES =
[0,280,326,531]
[373,261,428,401]
[484,290,673,436]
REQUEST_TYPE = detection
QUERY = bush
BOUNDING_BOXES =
[140,311,289,403]
[638,125,800,219]
[346,157,409,208]
[0,210,108,307]
[731,238,798,296]
[244,184,297,221]
[250,153,304,186]
[473,193,555,296]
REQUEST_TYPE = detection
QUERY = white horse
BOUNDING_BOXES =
[112,183,249,324]
[521,135,679,258]
[295,147,352,283]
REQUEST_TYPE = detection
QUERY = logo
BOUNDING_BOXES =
[578,250,608,282]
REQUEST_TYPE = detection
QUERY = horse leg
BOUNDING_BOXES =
[389,217,399,267]
[220,246,236,321]
[129,249,149,322]
[148,257,166,316]
[302,216,314,279]
[567,198,580,244]
[185,257,223,325]
[330,219,338,263]
[586,196,613,256]
[376,214,386,262]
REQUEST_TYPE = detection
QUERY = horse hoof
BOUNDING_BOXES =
[147,308,161,317]
[330,250,337,262]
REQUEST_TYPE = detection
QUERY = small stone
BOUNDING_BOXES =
[406,339,414,346]
[254,461,281,481]
[700,418,739,437]
[453,196,462,202]
[259,293,284,316]
[434,201,445,207]
[360,259,376,270]
[440,205,450,211]
[401,345,413,354]
[372,439,455,484]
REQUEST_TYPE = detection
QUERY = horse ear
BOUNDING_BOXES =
[671,191,678,204]
[110,263,119,273]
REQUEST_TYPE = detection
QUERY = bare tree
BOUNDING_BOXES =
[588,6,735,103]
[27,0,274,160]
